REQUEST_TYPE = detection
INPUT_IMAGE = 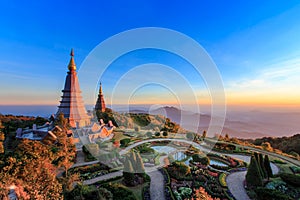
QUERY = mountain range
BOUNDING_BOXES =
[146,106,300,139]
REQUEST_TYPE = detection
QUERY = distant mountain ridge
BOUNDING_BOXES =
[144,106,300,139]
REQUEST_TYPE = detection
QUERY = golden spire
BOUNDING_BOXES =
[68,48,76,71]
[99,82,103,95]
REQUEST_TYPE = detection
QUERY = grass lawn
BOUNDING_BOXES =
[95,176,145,200]
[113,131,130,141]
[127,184,146,200]
[269,156,294,174]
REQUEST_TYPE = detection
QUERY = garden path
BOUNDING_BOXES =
[72,160,99,168]
[147,170,166,200]
[82,170,123,185]
[226,171,250,200]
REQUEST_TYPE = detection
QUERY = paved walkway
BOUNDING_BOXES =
[72,160,99,168]
[226,171,250,200]
[148,170,166,200]
[145,155,168,200]
[83,170,123,185]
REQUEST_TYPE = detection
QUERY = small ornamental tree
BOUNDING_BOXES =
[246,155,263,187]
[264,155,273,179]
[254,152,263,178]
[259,153,267,179]
[135,151,145,173]
[0,120,4,154]
[186,132,195,140]
[261,142,273,151]
[163,131,168,137]
[202,130,207,139]
[134,126,140,132]
[192,154,210,166]
[146,131,152,138]
[224,133,230,141]
[120,138,131,147]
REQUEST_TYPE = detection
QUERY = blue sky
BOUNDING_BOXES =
[0,0,300,106]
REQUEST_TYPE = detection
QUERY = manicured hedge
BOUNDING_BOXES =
[142,183,151,200]
[255,187,292,200]
[290,166,300,174]
[280,173,300,187]
[219,173,227,187]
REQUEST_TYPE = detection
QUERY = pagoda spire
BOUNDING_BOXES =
[56,49,91,128]
[68,48,76,71]
[99,82,103,95]
[95,82,106,112]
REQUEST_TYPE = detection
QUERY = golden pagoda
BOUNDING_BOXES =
[56,49,91,128]
[95,82,106,112]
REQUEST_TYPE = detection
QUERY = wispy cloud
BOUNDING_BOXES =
[225,56,300,104]
[228,57,300,90]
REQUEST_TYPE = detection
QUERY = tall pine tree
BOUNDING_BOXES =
[259,153,267,178]
[254,152,264,178]
[246,155,263,187]
[264,155,273,179]
[135,151,145,173]
[0,120,4,154]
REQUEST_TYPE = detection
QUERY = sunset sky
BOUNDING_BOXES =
[1,1,300,107]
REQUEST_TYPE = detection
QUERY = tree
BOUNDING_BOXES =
[192,154,210,166]
[224,133,230,141]
[134,151,145,173]
[123,155,134,173]
[171,162,191,178]
[258,153,267,178]
[0,115,76,199]
[186,132,195,140]
[155,132,160,137]
[56,112,69,133]
[163,131,168,137]
[289,151,299,158]
[254,152,263,178]
[202,130,207,139]
[120,138,131,147]
[262,142,273,151]
[246,155,263,187]
[59,173,80,193]
[146,131,152,138]
[0,120,4,154]
[134,126,140,132]
[193,187,218,200]
[263,155,273,179]
[123,155,135,186]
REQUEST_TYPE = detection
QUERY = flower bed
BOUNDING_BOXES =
[219,173,227,187]
[163,152,249,200]
[80,170,109,180]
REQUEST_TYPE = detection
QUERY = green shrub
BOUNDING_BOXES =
[272,159,287,164]
[280,173,300,186]
[146,131,152,138]
[186,132,195,140]
[255,187,292,200]
[102,183,137,200]
[219,173,227,187]
[246,155,263,187]
[192,154,210,165]
[120,138,131,147]
[290,166,300,174]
